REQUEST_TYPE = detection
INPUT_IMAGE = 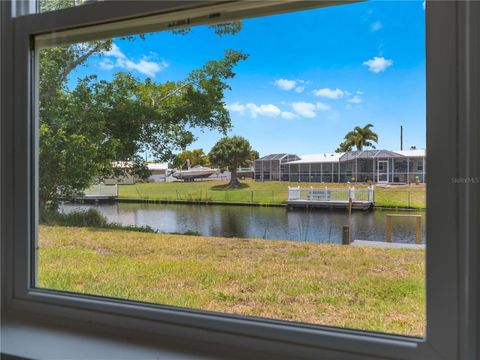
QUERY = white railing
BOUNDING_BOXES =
[288,186,374,203]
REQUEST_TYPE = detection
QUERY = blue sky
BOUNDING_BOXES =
[71,0,426,158]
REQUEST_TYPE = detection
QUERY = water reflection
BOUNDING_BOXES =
[60,203,426,244]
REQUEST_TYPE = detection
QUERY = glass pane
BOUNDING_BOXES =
[36,0,426,337]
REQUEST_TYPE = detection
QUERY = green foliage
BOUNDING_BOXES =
[335,140,353,153]
[171,149,210,169]
[336,123,379,152]
[208,136,256,187]
[41,208,109,227]
[249,149,260,161]
[39,33,248,206]
[40,208,156,233]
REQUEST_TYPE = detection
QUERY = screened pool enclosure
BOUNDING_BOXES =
[254,149,426,184]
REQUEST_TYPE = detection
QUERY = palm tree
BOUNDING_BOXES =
[336,123,378,152]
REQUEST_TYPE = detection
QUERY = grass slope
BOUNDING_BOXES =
[38,226,425,336]
[118,180,426,208]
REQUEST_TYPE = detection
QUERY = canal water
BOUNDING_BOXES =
[60,203,426,244]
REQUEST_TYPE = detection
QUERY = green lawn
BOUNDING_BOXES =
[118,179,426,209]
[38,226,425,336]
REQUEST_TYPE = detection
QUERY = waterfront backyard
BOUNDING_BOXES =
[116,180,426,209]
[38,225,425,336]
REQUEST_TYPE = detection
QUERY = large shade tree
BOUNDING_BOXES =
[38,5,246,208]
[335,123,379,152]
[208,136,256,188]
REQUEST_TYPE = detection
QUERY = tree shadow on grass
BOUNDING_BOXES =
[210,182,251,191]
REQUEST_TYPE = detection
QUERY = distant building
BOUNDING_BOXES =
[254,149,426,184]
[103,162,170,184]
[147,163,169,182]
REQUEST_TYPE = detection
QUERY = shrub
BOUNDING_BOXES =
[40,208,156,233]
[41,208,108,227]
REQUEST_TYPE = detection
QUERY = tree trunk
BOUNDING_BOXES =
[228,168,241,188]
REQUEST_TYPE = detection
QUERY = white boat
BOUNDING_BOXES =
[172,162,219,181]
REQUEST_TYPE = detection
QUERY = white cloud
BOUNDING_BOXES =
[280,111,298,120]
[292,102,317,118]
[348,95,363,104]
[99,58,114,70]
[312,88,345,99]
[316,102,331,111]
[101,43,168,77]
[246,103,282,118]
[228,102,288,119]
[274,79,307,93]
[104,43,125,59]
[228,102,246,115]
[274,79,297,91]
[370,21,383,32]
[294,86,305,93]
[228,101,328,120]
[363,56,393,73]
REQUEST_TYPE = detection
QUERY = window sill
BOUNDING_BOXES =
[1,308,397,360]
[1,312,266,360]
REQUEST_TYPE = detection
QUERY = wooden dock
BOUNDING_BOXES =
[352,240,425,249]
[73,195,117,203]
[286,186,374,210]
[286,199,372,210]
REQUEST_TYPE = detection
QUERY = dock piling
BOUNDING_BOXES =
[342,225,350,245]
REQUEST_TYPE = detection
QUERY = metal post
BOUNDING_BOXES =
[355,158,358,182]
[342,225,350,245]
[400,125,403,150]
[392,159,395,183]
[422,157,426,182]
[407,157,410,184]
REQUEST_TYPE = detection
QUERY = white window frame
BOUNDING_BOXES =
[1,1,478,359]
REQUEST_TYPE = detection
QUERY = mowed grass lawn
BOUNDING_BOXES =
[38,226,425,336]
[118,179,426,208]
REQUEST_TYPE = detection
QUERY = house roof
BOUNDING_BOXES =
[395,149,426,157]
[285,153,343,164]
[257,149,426,166]
[257,153,290,161]
[339,149,405,161]
[112,162,169,170]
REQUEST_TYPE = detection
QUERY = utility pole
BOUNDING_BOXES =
[400,125,403,150]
